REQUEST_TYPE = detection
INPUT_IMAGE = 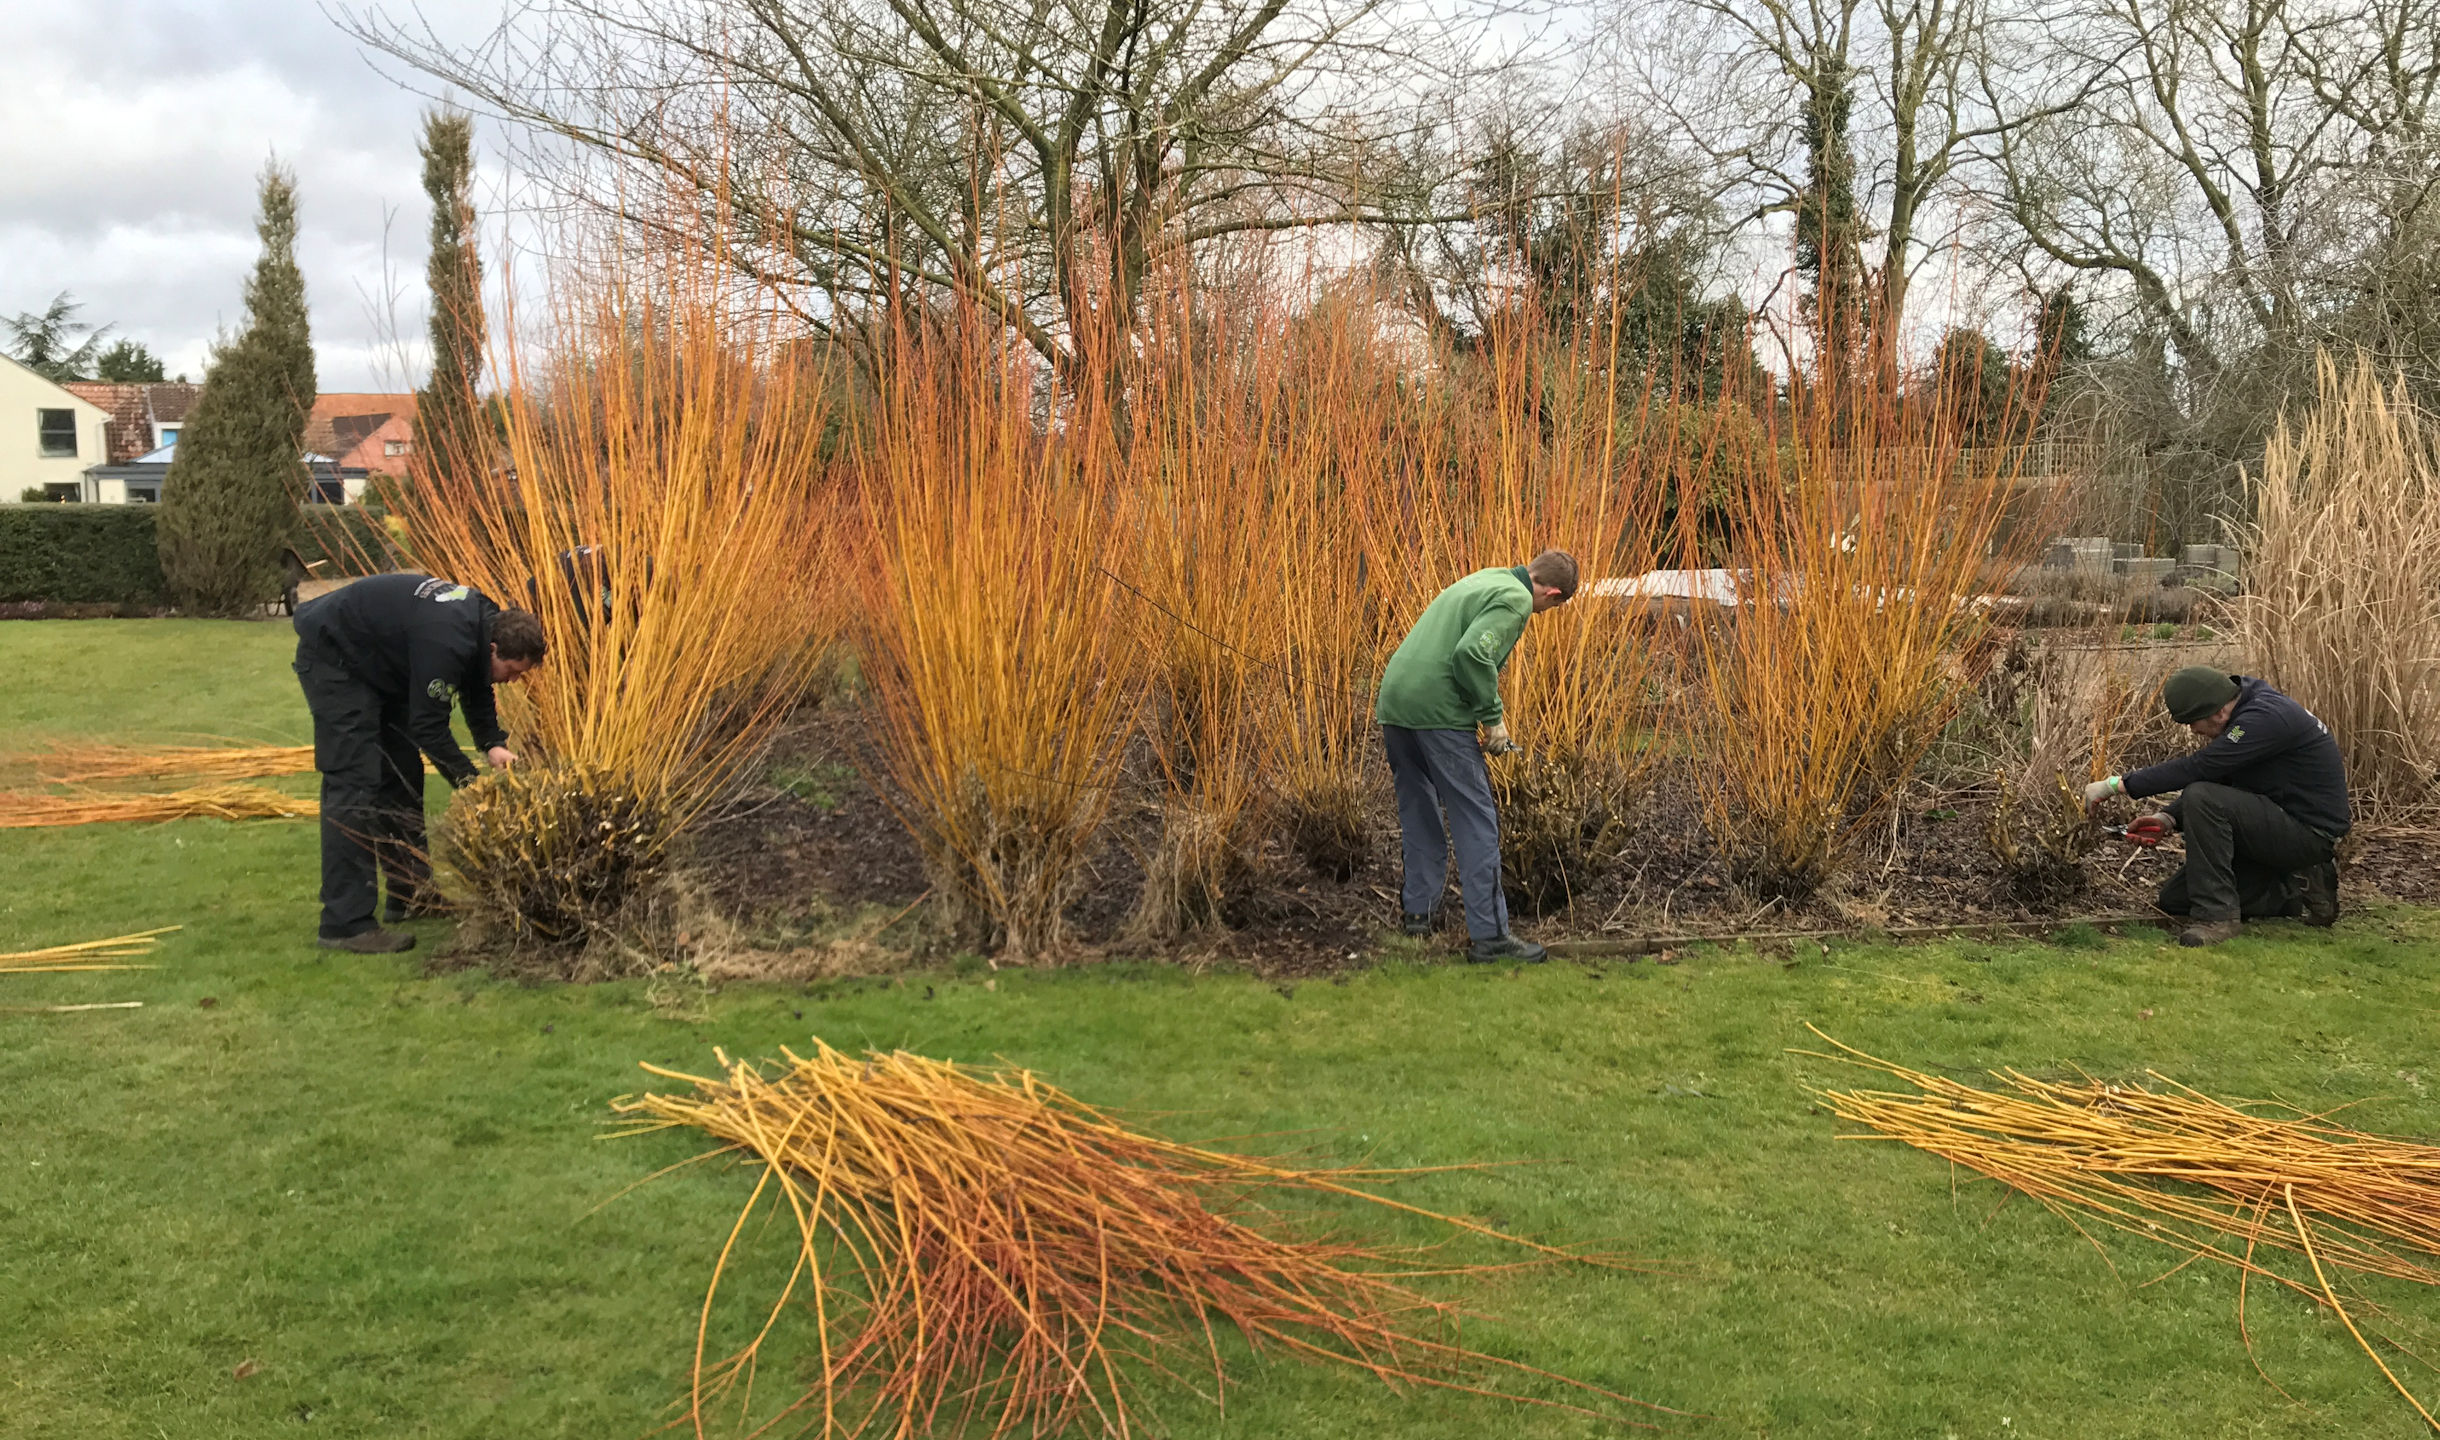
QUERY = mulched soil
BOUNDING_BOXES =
[688,703,2440,977]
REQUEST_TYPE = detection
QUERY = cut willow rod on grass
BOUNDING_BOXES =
[0,786,315,829]
[1803,1025,2440,1428]
[0,926,177,975]
[615,1041,1686,1439]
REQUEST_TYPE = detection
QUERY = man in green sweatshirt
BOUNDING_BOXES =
[1376,550,1579,962]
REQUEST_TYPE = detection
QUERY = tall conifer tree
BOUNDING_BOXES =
[413,109,487,498]
[158,163,317,615]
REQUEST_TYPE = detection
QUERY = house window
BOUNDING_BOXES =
[124,481,161,503]
[37,409,77,457]
[383,439,408,457]
[158,427,180,446]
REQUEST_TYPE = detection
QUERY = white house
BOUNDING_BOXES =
[0,354,112,502]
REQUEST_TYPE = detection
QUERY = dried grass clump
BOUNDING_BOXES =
[2242,352,2440,816]
[615,1041,1673,1437]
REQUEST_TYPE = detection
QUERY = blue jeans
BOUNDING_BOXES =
[1382,725,1509,941]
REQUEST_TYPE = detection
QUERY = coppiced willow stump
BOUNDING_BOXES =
[436,769,673,958]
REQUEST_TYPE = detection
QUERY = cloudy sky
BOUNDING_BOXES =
[0,0,504,393]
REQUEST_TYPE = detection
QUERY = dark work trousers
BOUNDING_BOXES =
[2156,780,2337,923]
[293,647,434,938]
[1383,725,1510,942]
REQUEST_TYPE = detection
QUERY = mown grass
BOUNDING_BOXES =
[4,618,2439,1438]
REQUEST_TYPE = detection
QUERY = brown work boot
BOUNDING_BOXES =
[2301,861,2340,928]
[319,929,417,954]
[2176,918,2242,948]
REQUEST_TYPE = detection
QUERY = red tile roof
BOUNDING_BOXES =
[145,383,201,425]
[61,382,153,464]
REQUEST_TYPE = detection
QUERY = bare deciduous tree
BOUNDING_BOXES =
[347,0,1502,376]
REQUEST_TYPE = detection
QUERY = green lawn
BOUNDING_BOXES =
[5,619,2440,1438]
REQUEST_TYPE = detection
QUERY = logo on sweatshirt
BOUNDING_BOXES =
[2226,725,2246,743]
[427,678,459,703]
[414,577,472,603]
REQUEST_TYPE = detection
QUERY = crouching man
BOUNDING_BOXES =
[292,574,548,953]
[2084,665,2348,948]
[1376,550,1578,963]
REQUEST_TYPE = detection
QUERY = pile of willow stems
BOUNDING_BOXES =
[0,926,176,975]
[0,785,315,829]
[617,1042,1674,1438]
[16,743,316,784]
[1810,1026,2440,1425]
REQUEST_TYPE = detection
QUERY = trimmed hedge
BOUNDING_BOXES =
[0,504,168,605]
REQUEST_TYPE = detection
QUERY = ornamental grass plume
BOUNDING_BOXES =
[398,255,843,955]
[1809,1027,2440,1428]
[616,1041,1680,1438]
[2241,351,2440,818]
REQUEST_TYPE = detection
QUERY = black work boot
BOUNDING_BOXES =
[320,929,417,955]
[1400,911,1435,938]
[2301,861,2340,928]
[2177,918,2242,948]
[1467,932,1548,964]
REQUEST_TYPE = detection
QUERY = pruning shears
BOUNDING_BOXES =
[2102,817,2172,848]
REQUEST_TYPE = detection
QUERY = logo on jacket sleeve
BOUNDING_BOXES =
[427,678,459,702]
[413,577,473,603]
[2226,725,2246,743]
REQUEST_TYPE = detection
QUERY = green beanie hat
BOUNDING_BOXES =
[2162,666,2240,724]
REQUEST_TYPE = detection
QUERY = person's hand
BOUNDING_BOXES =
[2126,814,2175,846]
[486,745,518,771]
[1481,723,1518,756]
[2082,775,2124,808]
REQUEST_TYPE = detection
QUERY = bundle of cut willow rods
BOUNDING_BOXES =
[20,742,315,784]
[617,1041,1673,1438]
[0,785,315,829]
[1810,1026,2440,1427]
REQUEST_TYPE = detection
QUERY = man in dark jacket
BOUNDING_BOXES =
[2084,666,2348,948]
[292,574,548,953]
[1376,550,1578,963]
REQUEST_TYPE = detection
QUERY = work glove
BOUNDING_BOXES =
[1481,723,1519,757]
[2082,775,2124,808]
[2124,814,2174,847]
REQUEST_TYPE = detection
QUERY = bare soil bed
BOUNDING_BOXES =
[690,703,2439,976]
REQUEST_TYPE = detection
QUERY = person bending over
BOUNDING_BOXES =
[292,573,547,953]
[1376,550,1579,963]
[2085,665,2348,948]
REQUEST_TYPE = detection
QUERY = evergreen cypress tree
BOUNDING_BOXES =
[158,163,317,615]
[413,109,487,499]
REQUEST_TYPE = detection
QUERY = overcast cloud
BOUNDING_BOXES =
[0,0,503,393]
